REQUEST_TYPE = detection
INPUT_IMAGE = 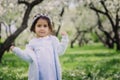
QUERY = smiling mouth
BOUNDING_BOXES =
[39,32,45,34]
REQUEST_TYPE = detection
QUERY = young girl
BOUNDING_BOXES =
[10,14,69,80]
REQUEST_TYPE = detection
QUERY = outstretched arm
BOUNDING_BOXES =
[57,32,69,55]
[10,45,33,63]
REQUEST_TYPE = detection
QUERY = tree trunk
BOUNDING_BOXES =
[0,0,43,63]
[70,32,80,48]
[56,25,61,36]
[78,33,84,47]
[115,31,120,50]
[55,7,64,36]
[0,46,5,63]
[116,42,120,50]
[105,39,114,49]
[0,22,1,42]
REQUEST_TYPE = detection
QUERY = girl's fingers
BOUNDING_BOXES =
[10,46,15,50]
[61,31,67,36]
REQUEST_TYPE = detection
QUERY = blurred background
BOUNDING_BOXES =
[0,0,120,80]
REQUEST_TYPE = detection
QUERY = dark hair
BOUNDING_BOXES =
[30,14,53,33]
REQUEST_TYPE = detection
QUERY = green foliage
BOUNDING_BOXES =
[0,44,120,80]
[0,53,28,80]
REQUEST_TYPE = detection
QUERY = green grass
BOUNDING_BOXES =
[0,43,120,80]
[61,44,120,80]
[0,53,28,80]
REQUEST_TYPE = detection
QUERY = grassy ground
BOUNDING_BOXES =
[0,43,120,80]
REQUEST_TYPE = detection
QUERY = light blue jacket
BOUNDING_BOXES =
[12,35,69,80]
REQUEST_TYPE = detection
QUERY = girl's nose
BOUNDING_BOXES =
[40,26,44,29]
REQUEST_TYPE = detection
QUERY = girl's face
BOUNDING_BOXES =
[34,19,51,38]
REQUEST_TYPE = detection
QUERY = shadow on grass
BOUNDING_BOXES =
[61,52,120,64]
[63,52,118,58]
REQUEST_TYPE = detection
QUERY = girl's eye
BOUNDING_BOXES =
[37,25,41,27]
[44,25,47,27]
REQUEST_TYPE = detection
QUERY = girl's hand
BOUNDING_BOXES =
[61,31,68,36]
[10,46,15,51]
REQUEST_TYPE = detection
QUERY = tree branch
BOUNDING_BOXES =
[115,8,120,29]
[89,2,106,15]
[90,1,115,34]
[95,31,105,44]
[100,0,108,12]
[18,0,29,6]
[100,0,115,29]
[96,11,114,42]
[31,0,43,7]
[60,7,64,17]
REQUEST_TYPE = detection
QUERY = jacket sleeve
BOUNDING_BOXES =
[12,45,33,63]
[56,35,69,55]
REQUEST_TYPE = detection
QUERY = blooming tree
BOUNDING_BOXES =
[86,0,120,50]
[0,0,43,62]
